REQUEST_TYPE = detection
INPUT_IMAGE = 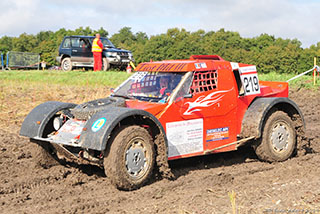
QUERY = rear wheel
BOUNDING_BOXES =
[255,111,296,162]
[61,58,72,71]
[104,126,155,190]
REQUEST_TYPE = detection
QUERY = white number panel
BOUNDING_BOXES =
[239,66,260,96]
[241,73,260,95]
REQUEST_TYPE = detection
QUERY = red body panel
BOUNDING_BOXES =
[131,56,289,160]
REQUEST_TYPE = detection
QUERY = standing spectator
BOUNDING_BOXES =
[92,34,103,71]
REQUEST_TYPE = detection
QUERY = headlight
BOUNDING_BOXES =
[53,117,63,131]
[107,52,117,57]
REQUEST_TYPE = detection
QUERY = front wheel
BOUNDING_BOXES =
[61,58,72,71]
[254,111,296,162]
[102,58,110,71]
[104,126,155,190]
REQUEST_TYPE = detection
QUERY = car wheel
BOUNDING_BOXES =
[61,58,72,71]
[102,58,110,71]
[104,126,155,190]
[255,111,296,162]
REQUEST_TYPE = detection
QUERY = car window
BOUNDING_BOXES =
[101,38,115,48]
[113,72,185,103]
[80,39,89,48]
[71,38,80,48]
[62,38,71,48]
[174,72,193,102]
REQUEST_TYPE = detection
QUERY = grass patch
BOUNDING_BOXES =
[0,69,132,88]
[1,70,319,89]
[259,72,320,89]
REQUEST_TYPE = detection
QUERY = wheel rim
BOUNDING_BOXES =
[125,137,150,179]
[103,58,109,71]
[270,121,291,152]
[63,60,70,70]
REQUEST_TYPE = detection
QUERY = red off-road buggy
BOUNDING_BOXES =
[20,55,304,190]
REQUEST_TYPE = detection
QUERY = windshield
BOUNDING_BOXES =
[113,72,186,103]
[101,38,115,48]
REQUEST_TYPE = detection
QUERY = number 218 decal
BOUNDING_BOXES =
[241,73,260,95]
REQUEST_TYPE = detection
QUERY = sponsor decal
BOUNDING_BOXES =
[166,119,203,157]
[91,118,106,132]
[239,65,257,74]
[206,127,229,142]
[195,62,207,69]
[137,62,187,72]
[59,120,86,135]
[130,71,148,82]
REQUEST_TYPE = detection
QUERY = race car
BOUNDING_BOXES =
[20,55,304,190]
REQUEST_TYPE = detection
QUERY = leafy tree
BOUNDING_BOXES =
[110,27,135,49]
[0,26,319,72]
[0,36,13,53]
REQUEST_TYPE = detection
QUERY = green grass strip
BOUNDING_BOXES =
[0,70,319,89]
[0,70,132,88]
[259,71,320,89]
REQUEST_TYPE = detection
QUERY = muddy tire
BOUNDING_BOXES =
[31,140,59,169]
[104,126,155,190]
[102,58,110,71]
[255,111,296,162]
[61,58,72,71]
[71,97,126,120]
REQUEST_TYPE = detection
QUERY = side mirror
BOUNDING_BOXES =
[183,94,193,99]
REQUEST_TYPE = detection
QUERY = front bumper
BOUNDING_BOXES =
[107,56,133,65]
[36,119,87,148]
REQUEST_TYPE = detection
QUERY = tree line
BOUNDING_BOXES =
[1,26,320,73]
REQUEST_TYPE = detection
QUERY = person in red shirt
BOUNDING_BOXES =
[91,34,104,71]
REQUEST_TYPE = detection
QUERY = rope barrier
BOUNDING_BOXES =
[286,57,320,84]
[286,65,320,82]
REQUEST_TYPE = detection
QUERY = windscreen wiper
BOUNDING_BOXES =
[112,94,135,100]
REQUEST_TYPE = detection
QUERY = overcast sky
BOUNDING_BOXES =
[0,0,319,48]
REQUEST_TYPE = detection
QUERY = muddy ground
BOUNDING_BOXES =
[0,87,320,214]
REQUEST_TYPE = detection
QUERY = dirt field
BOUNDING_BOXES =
[0,85,320,213]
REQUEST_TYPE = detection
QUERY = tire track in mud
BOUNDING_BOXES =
[0,168,78,195]
[0,129,102,198]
